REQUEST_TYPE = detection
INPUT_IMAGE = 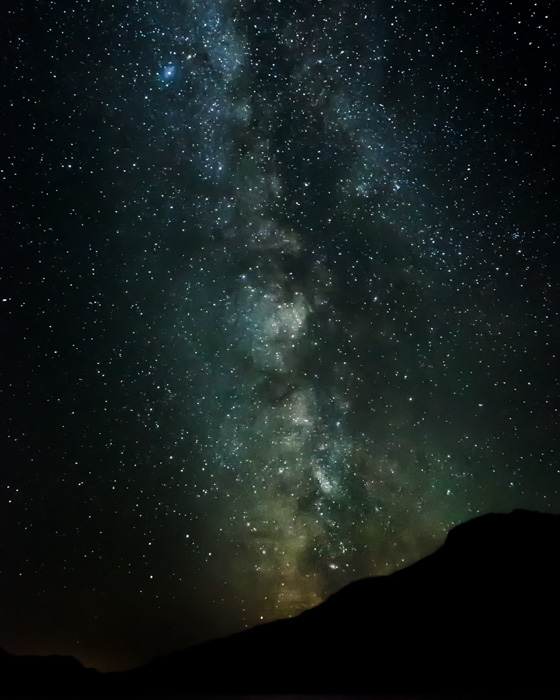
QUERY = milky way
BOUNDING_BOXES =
[2,0,558,671]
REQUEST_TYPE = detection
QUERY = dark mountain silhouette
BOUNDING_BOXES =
[2,509,558,697]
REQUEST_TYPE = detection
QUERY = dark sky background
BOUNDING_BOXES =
[1,0,558,673]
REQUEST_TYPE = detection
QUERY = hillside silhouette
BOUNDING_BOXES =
[2,509,558,697]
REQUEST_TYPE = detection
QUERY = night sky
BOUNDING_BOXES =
[2,0,559,673]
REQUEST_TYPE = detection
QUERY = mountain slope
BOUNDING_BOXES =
[2,509,558,696]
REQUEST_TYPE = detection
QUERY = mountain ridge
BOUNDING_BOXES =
[2,508,558,696]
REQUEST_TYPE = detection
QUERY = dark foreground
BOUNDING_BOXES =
[2,509,558,697]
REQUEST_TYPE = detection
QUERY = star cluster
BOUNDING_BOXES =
[1,0,558,672]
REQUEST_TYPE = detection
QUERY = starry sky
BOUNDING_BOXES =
[1,0,559,673]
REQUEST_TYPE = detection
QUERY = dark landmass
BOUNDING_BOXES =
[2,509,558,697]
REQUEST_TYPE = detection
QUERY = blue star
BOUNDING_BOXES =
[161,64,176,81]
